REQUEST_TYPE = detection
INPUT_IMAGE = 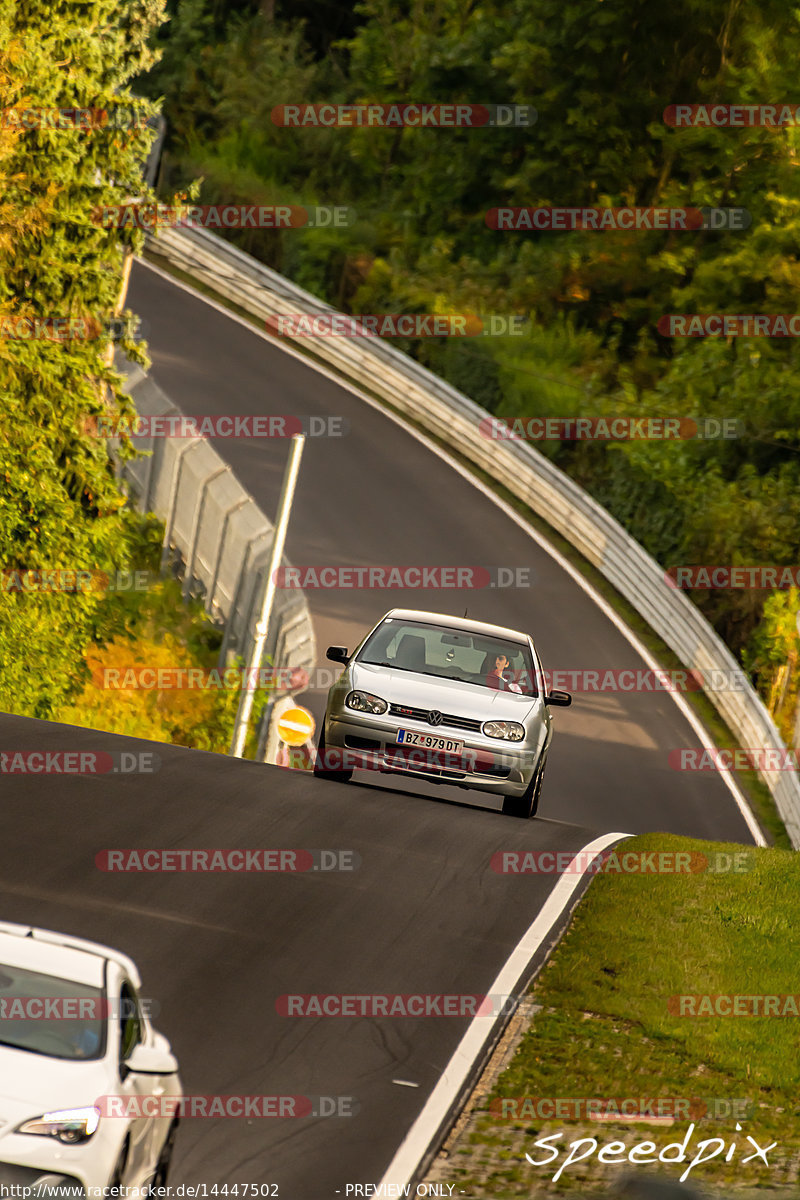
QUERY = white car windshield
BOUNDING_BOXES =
[357,618,538,695]
[0,964,106,1060]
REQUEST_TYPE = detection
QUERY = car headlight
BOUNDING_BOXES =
[482,720,525,742]
[345,690,388,715]
[18,1106,101,1144]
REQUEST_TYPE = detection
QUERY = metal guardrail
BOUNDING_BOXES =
[142,224,800,846]
[115,357,317,729]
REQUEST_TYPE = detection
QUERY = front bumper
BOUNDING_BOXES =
[0,1121,127,1194]
[324,711,540,797]
[0,1161,85,1196]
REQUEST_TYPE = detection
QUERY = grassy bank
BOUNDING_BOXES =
[427,833,800,1197]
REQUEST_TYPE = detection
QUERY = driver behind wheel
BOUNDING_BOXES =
[481,650,523,693]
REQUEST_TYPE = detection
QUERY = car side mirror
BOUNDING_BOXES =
[124,1042,179,1076]
[545,689,572,707]
[326,646,349,664]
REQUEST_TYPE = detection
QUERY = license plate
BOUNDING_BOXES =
[396,729,464,753]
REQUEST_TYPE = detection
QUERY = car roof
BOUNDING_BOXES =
[0,922,141,990]
[382,608,530,645]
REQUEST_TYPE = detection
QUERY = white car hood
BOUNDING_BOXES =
[352,662,539,722]
[0,1042,110,1133]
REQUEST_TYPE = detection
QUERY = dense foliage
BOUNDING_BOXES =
[0,0,173,716]
[140,0,800,739]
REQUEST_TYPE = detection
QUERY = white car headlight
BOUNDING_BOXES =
[346,690,388,715]
[482,720,525,742]
[17,1106,100,1145]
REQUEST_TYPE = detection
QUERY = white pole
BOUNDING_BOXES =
[229,434,305,757]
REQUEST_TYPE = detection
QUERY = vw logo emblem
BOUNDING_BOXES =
[428,710,443,726]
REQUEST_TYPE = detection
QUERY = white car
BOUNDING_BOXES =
[315,609,572,818]
[0,922,181,1195]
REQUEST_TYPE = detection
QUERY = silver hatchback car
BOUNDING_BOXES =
[313,608,571,818]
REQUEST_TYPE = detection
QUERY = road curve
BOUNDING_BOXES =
[1,714,613,1195]
[0,255,763,1200]
[128,258,758,843]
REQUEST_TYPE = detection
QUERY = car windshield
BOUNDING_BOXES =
[0,964,106,1060]
[357,618,538,696]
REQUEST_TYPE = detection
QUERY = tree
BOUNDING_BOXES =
[0,0,167,717]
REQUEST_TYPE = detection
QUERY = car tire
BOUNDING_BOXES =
[502,750,547,819]
[108,1139,129,1188]
[313,722,353,783]
[152,1117,179,1187]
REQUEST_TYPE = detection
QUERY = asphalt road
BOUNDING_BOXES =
[0,714,608,1195]
[0,258,761,1200]
[128,259,756,842]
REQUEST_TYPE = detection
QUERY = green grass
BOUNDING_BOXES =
[427,833,800,1196]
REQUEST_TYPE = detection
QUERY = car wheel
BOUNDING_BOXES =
[108,1139,129,1188]
[313,722,353,783]
[502,750,547,819]
[152,1117,179,1187]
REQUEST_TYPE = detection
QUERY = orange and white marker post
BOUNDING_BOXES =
[275,704,316,769]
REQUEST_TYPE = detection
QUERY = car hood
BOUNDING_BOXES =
[351,662,539,721]
[0,1042,110,1133]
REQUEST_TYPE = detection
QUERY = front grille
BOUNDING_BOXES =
[388,704,483,733]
